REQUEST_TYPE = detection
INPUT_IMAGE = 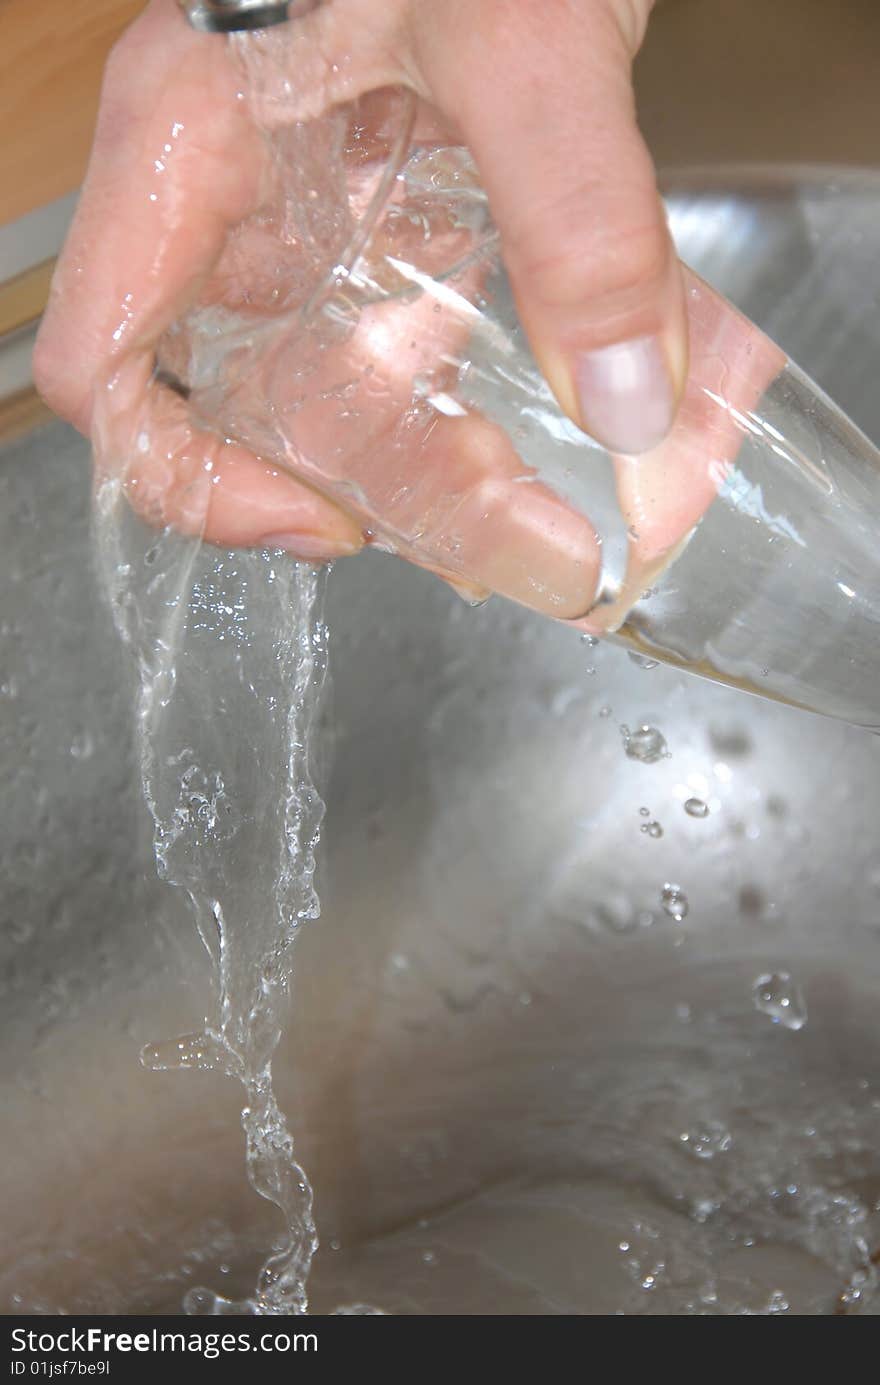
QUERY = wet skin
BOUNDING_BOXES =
[34,0,784,623]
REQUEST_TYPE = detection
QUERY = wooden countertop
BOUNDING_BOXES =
[1,0,142,227]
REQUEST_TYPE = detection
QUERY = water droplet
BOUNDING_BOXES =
[684,797,709,818]
[752,971,807,1030]
[183,1287,221,1315]
[589,894,637,936]
[140,1030,225,1071]
[640,820,664,838]
[692,1199,719,1223]
[69,731,95,761]
[766,1290,789,1314]
[678,1119,732,1160]
[660,883,689,921]
[628,652,659,670]
[581,634,598,647]
[622,724,668,763]
[598,705,612,718]
[639,806,650,816]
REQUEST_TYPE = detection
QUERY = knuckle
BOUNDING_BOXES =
[507,185,670,316]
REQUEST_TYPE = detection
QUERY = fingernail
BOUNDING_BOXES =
[259,531,363,560]
[575,334,676,456]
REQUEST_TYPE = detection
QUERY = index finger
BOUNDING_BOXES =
[34,0,363,557]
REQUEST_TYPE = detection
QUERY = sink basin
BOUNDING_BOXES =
[4,168,880,1316]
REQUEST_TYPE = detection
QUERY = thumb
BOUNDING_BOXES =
[420,0,685,456]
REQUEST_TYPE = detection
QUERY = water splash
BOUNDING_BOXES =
[94,474,328,1315]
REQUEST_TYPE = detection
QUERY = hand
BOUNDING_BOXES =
[34,0,685,577]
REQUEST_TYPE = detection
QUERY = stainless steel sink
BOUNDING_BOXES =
[4,168,880,1316]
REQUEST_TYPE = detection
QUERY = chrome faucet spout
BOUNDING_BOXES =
[178,1,291,33]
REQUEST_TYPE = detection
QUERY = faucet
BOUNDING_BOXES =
[179,1,291,32]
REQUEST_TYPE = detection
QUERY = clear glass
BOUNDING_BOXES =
[159,78,880,729]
